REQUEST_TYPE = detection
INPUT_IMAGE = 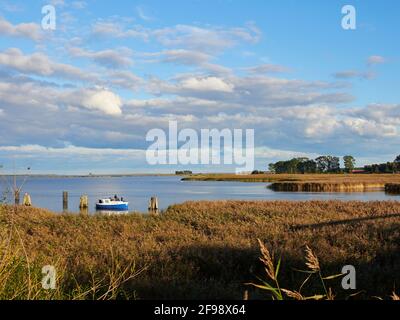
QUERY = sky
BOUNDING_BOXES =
[0,0,399,174]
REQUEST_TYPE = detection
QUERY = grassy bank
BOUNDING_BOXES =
[1,201,400,300]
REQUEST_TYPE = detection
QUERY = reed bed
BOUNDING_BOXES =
[385,183,400,194]
[269,182,385,192]
[0,200,400,299]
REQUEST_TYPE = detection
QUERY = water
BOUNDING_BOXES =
[2,176,398,214]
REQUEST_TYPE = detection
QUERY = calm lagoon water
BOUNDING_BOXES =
[2,176,399,214]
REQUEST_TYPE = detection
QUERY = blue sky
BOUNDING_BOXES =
[0,0,399,174]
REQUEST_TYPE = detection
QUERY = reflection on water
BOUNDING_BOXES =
[95,210,130,216]
[2,175,398,214]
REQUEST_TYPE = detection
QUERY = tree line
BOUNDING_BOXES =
[363,155,400,173]
[268,155,356,174]
[267,155,400,174]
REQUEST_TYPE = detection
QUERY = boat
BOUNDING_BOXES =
[96,198,129,211]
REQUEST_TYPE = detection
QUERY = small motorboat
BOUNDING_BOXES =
[96,197,129,211]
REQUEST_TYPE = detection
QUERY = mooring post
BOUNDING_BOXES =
[63,191,68,212]
[79,195,89,215]
[23,193,32,206]
[148,196,159,214]
[14,190,20,205]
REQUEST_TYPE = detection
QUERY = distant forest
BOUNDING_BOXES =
[265,155,400,174]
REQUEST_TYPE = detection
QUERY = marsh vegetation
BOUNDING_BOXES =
[1,200,400,299]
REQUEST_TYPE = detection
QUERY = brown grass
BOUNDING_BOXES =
[1,200,400,299]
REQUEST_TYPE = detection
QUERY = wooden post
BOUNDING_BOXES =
[14,190,20,205]
[63,191,68,212]
[23,193,32,206]
[79,195,89,215]
[148,196,159,214]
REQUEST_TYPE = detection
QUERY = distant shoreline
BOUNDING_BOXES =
[0,173,180,178]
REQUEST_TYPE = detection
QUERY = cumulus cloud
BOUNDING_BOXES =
[157,49,211,66]
[180,76,234,92]
[142,49,232,75]
[106,70,143,91]
[91,22,261,54]
[68,47,133,68]
[149,76,235,96]
[0,12,397,171]
[0,16,42,41]
[0,48,93,81]
[148,73,352,108]
[342,118,397,137]
[152,23,261,53]
[91,21,149,41]
[80,89,123,116]
[0,75,124,117]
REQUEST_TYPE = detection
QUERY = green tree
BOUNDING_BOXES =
[297,159,317,174]
[315,156,329,173]
[268,163,276,173]
[327,156,341,173]
[343,155,356,173]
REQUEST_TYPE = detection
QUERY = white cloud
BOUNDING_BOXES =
[333,70,375,80]
[0,17,42,41]
[179,76,234,93]
[0,48,93,81]
[152,24,261,53]
[342,118,397,137]
[255,146,318,161]
[367,55,386,65]
[91,21,149,41]
[142,49,232,75]
[106,70,143,91]
[68,47,133,68]
[80,89,123,116]
[0,144,145,157]
[158,49,211,65]
[148,73,352,107]
[91,22,261,54]
[245,64,290,74]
